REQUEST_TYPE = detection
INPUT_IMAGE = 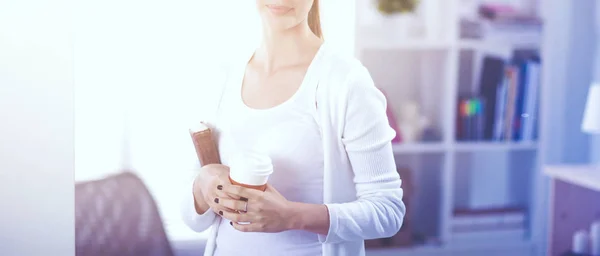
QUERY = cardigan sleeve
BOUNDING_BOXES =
[320,64,406,244]
[180,167,219,232]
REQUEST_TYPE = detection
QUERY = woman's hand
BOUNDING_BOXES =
[214,184,298,233]
[192,164,237,215]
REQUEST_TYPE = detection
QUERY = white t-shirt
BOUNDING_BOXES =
[213,52,325,256]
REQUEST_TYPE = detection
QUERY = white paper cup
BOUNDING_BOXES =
[228,151,273,190]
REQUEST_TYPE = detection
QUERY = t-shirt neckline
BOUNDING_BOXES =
[236,42,326,112]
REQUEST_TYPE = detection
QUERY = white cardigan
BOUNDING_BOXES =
[181,43,406,256]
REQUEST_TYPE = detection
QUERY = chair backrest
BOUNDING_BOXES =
[75,172,174,256]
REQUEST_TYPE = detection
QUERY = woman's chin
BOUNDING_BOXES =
[263,20,295,32]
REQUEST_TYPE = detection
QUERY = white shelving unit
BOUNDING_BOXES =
[355,0,543,255]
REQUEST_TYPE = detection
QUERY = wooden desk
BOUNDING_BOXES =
[545,165,600,256]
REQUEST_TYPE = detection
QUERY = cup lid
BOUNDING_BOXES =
[229,151,273,186]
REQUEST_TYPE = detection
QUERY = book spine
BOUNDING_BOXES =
[512,60,528,141]
[493,79,508,141]
[504,66,519,141]
[521,61,541,141]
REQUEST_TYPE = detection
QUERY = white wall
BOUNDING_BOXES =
[74,0,262,181]
[73,0,263,236]
[0,0,74,255]
[562,0,596,164]
[591,0,600,164]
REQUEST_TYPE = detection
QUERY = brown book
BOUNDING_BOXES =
[189,122,221,166]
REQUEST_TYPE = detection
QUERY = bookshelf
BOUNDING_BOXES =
[355,0,543,255]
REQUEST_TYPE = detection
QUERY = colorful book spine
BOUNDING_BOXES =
[457,96,485,141]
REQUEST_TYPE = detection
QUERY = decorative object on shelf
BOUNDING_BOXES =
[420,127,441,142]
[359,0,444,41]
[592,221,600,256]
[397,101,429,143]
[376,0,419,15]
[565,219,600,256]
[371,0,422,40]
[582,83,600,135]
[572,229,590,255]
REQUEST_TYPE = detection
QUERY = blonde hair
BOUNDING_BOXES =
[308,0,322,38]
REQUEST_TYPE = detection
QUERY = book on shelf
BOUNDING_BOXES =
[460,3,542,42]
[452,207,526,232]
[500,65,519,141]
[478,4,542,24]
[456,52,541,142]
[451,207,527,243]
[512,50,541,141]
[460,19,542,42]
[450,228,527,243]
[479,56,505,140]
[456,95,486,141]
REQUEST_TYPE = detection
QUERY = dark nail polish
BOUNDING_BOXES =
[217,185,223,190]
[218,211,223,215]
[240,197,248,202]
[214,198,219,203]
[229,221,233,226]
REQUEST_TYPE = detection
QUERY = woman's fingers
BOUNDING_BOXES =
[221,183,261,201]
[201,176,238,215]
[230,221,263,233]
[206,177,234,201]
[215,178,242,200]
[214,188,231,199]
[220,211,254,223]
[209,191,237,214]
[216,197,248,212]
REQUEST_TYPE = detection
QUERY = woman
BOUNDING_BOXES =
[181,0,406,255]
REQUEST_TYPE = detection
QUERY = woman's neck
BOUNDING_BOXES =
[253,23,322,73]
